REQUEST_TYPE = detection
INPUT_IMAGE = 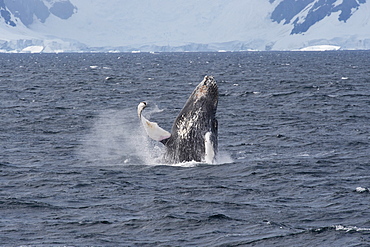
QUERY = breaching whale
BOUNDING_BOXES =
[138,76,218,164]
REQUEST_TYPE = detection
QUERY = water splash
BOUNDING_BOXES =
[78,108,164,166]
[78,107,233,167]
[216,151,234,165]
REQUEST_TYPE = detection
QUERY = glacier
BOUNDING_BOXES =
[0,0,369,52]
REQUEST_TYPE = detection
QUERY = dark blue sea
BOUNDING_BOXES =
[1,51,370,246]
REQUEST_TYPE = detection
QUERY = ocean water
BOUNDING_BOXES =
[1,51,370,246]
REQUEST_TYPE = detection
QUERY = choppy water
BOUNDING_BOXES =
[1,52,370,246]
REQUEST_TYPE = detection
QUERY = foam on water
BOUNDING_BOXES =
[334,225,370,232]
[355,187,370,193]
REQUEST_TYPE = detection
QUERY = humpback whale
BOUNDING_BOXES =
[138,76,218,164]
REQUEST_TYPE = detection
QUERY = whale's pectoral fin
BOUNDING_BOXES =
[204,131,216,164]
[138,102,171,142]
[141,117,171,142]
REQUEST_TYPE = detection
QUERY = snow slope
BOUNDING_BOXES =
[1,0,370,52]
[30,0,282,48]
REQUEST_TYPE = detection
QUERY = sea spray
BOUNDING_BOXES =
[78,108,165,166]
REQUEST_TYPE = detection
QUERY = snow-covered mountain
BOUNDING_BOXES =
[0,0,369,52]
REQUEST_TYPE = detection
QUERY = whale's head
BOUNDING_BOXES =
[192,76,218,110]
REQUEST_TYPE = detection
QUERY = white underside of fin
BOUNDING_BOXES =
[204,132,215,164]
[141,116,171,141]
[138,102,171,141]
